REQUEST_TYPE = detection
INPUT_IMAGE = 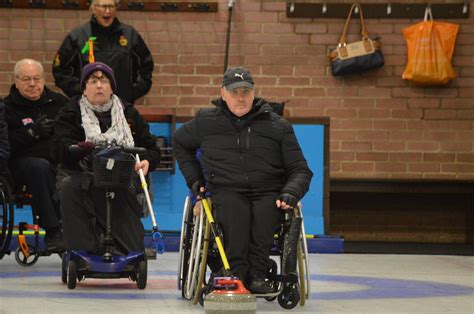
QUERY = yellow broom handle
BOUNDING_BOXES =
[202,198,231,271]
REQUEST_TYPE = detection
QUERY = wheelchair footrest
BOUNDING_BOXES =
[145,248,157,260]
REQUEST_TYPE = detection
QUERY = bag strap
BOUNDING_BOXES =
[423,5,433,22]
[338,2,369,46]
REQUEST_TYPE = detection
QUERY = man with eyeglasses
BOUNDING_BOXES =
[53,0,153,105]
[173,66,312,294]
[3,59,69,253]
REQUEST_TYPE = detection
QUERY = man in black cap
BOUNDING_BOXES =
[173,66,313,293]
[52,0,153,105]
[4,59,68,253]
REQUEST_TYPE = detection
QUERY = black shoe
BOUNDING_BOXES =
[248,276,268,294]
[44,228,65,253]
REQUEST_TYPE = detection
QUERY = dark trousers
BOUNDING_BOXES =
[212,190,281,283]
[57,173,145,254]
[9,157,60,229]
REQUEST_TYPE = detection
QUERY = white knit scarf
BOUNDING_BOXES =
[79,94,134,147]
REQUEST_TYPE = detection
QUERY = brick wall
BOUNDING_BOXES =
[0,0,473,182]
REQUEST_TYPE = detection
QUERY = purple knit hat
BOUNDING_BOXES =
[80,62,117,92]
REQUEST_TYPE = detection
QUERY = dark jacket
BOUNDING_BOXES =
[4,85,68,162]
[173,97,313,201]
[53,17,154,104]
[0,101,9,173]
[51,96,160,171]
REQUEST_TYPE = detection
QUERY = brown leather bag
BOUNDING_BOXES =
[328,3,384,76]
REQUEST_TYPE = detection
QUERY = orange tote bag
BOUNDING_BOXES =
[402,7,459,85]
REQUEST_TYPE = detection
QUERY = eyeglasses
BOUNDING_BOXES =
[94,4,116,11]
[16,76,43,84]
[87,76,111,86]
[226,87,253,98]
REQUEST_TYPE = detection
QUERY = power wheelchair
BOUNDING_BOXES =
[177,195,311,309]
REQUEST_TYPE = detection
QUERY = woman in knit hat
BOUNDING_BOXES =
[51,62,160,254]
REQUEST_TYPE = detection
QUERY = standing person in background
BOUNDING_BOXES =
[4,59,68,253]
[53,0,154,105]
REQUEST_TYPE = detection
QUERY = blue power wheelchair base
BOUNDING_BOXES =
[62,250,148,289]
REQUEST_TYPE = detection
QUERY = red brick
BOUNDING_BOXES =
[424,153,455,162]
[356,152,388,162]
[341,162,374,172]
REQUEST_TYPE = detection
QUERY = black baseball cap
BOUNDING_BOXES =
[222,66,254,90]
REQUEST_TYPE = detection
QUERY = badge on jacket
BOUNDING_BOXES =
[119,35,128,47]
[22,118,33,126]
[53,53,61,67]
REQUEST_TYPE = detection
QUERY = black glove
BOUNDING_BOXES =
[27,115,55,139]
[278,193,298,208]
[69,141,95,160]
[191,180,205,198]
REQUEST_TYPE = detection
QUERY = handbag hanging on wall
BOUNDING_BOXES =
[402,6,459,85]
[329,2,385,76]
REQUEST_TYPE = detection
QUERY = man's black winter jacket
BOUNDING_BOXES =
[173,97,313,201]
[4,85,68,162]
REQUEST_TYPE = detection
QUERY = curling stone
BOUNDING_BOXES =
[204,277,256,314]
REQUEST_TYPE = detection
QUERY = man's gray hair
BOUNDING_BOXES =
[13,59,44,78]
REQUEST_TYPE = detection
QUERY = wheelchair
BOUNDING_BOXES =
[0,175,14,260]
[177,195,311,309]
[0,174,60,265]
[61,144,163,290]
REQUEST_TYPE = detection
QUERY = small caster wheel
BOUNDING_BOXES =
[136,259,147,289]
[15,245,39,267]
[67,260,77,289]
[278,284,300,309]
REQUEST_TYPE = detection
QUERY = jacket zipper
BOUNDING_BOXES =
[237,131,249,185]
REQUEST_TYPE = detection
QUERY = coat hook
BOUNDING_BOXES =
[322,3,327,14]
[387,3,391,15]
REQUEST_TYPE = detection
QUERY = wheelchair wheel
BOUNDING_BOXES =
[61,256,67,283]
[182,204,205,300]
[178,196,192,291]
[0,176,14,259]
[67,260,77,289]
[15,245,39,267]
[296,206,311,301]
[136,259,147,289]
[278,284,300,309]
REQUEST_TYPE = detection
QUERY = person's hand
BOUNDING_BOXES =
[77,141,95,150]
[135,159,150,176]
[27,115,55,139]
[191,180,205,198]
[276,193,298,210]
[193,199,202,217]
[191,180,205,216]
